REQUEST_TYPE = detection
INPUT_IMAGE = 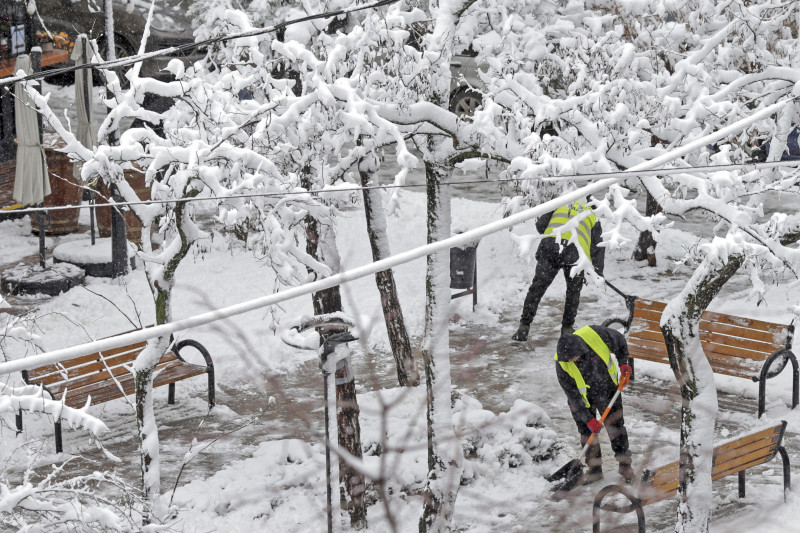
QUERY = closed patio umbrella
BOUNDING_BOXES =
[72,35,96,176]
[12,54,49,267]
[72,35,98,241]
[12,54,49,207]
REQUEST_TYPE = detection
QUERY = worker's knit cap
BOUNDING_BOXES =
[556,333,590,360]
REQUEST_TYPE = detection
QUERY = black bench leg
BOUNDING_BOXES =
[472,263,477,311]
[779,446,791,502]
[168,383,176,404]
[16,409,22,435]
[54,420,63,454]
[207,367,215,408]
[738,470,745,498]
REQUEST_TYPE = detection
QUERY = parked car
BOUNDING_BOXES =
[35,0,203,81]
[448,48,483,116]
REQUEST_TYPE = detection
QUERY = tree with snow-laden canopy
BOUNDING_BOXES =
[13,0,800,531]
[449,1,800,531]
[187,0,800,530]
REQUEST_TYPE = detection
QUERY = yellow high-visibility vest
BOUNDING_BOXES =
[554,326,619,407]
[544,200,596,260]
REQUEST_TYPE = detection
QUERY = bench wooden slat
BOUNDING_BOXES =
[28,342,149,378]
[50,360,183,402]
[639,424,785,505]
[629,345,761,379]
[636,299,790,335]
[634,307,788,340]
[62,361,207,409]
[39,353,182,397]
[643,463,679,488]
[30,349,155,386]
[628,337,669,361]
[701,324,788,347]
[632,326,781,357]
[643,425,782,486]
[641,450,780,505]
[712,452,781,482]
[28,346,147,384]
[629,343,764,379]
[18,332,215,454]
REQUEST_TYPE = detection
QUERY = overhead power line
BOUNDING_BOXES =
[0,0,401,87]
[5,157,800,216]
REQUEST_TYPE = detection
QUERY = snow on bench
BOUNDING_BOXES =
[604,298,798,417]
[591,421,791,533]
[17,335,215,453]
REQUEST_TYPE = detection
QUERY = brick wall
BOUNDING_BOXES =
[0,158,22,221]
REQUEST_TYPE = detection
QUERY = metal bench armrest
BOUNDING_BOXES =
[172,339,215,408]
[601,296,638,334]
[754,349,799,418]
[593,483,646,533]
[173,339,214,368]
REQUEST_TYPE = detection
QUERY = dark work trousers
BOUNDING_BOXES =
[519,256,585,328]
[573,395,631,471]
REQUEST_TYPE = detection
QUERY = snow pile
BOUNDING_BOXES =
[453,395,558,470]
[172,439,327,531]
[170,387,559,531]
[358,387,558,493]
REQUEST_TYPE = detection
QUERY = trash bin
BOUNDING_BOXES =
[450,244,477,289]
[450,239,479,310]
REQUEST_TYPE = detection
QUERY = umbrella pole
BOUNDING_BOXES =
[81,36,96,247]
[32,48,46,269]
[89,189,96,245]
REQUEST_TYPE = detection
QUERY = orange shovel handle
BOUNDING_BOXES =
[583,371,630,448]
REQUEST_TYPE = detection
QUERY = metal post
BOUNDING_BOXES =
[31,47,46,267]
[80,35,97,245]
[321,353,333,533]
[23,2,35,53]
[89,190,96,244]
[36,209,46,267]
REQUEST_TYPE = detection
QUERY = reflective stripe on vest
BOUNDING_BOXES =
[554,326,619,408]
[544,200,596,260]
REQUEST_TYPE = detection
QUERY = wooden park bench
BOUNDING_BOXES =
[16,335,215,453]
[603,297,798,418]
[592,421,791,532]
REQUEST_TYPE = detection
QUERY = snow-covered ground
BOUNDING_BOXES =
[2,181,800,532]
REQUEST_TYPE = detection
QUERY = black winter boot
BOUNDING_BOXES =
[618,463,635,484]
[581,466,604,485]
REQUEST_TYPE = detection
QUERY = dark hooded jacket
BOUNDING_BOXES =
[535,208,605,276]
[555,325,631,425]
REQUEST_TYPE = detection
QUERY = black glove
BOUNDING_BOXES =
[512,324,529,342]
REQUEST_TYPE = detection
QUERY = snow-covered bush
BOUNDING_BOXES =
[0,466,148,532]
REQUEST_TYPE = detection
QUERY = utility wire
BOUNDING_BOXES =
[6,157,800,215]
[0,0,401,87]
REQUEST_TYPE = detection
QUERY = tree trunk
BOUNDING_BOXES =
[661,255,743,533]
[632,189,662,267]
[305,206,367,530]
[419,152,463,533]
[359,149,419,387]
[133,335,170,520]
[136,193,197,522]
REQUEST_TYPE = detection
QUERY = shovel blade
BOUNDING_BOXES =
[548,459,584,493]
[547,458,582,483]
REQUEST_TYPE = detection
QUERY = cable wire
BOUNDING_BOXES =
[0,0,401,87]
[6,157,800,215]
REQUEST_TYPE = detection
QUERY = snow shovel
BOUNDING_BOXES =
[547,370,631,493]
